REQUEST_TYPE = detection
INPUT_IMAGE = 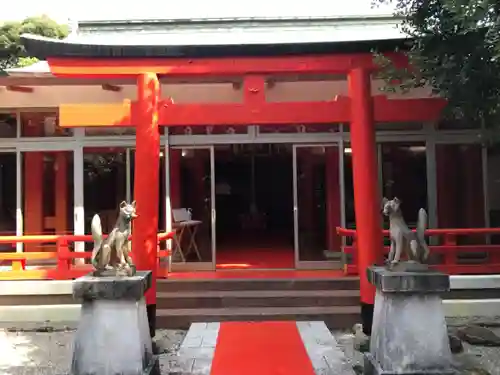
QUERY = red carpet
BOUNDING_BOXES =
[210,321,315,375]
[216,248,294,269]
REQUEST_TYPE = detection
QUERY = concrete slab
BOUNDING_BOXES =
[0,304,80,322]
[170,322,220,375]
[0,280,73,295]
[297,321,356,375]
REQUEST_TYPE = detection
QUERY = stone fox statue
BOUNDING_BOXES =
[382,197,430,266]
[91,201,137,276]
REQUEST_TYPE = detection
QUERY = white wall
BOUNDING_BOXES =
[0,79,435,109]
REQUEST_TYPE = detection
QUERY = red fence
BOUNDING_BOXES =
[0,232,174,280]
[336,227,500,275]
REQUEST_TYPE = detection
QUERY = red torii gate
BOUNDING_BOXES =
[22,35,446,335]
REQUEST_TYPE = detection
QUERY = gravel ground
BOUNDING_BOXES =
[332,325,500,375]
[0,328,187,375]
[3,319,500,375]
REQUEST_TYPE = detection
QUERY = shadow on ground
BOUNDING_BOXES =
[0,328,187,375]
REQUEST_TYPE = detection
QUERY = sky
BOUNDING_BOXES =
[1,0,396,23]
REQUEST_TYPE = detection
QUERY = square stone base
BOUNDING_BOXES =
[73,271,152,301]
[367,265,449,294]
[366,267,454,375]
[71,272,155,375]
[71,298,155,375]
[363,353,454,375]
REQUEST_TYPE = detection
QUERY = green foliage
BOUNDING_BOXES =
[84,153,126,181]
[0,15,68,71]
[16,56,39,67]
[373,0,500,126]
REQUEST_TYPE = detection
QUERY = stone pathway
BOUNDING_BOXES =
[161,321,354,375]
[163,322,219,374]
[297,321,355,375]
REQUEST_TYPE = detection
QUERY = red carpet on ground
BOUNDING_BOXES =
[210,321,315,375]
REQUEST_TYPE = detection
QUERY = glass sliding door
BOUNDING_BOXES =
[0,152,18,254]
[169,146,215,271]
[435,141,485,269]
[75,146,164,257]
[380,142,428,226]
[379,142,428,256]
[438,143,484,242]
[293,144,342,269]
[82,147,127,251]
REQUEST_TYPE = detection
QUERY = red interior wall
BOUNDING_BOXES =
[23,114,44,251]
[23,114,69,251]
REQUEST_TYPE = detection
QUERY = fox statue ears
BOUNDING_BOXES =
[119,201,137,209]
[382,197,402,206]
[382,197,401,204]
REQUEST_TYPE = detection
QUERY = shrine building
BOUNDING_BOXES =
[0,14,497,330]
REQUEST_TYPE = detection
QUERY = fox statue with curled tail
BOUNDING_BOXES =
[382,197,430,270]
[91,201,138,277]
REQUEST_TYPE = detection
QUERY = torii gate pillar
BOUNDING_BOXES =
[348,68,383,335]
[133,73,161,338]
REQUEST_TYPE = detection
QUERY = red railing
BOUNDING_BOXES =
[0,231,174,280]
[336,227,500,275]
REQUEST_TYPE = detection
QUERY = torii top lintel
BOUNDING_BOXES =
[20,34,409,78]
[20,34,444,127]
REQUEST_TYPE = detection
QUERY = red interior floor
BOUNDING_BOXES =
[210,321,315,375]
[216,247,294,269]
[216,234,294,269]
[168,269,346,279]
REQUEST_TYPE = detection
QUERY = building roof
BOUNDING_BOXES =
[19,15,409,69]
[72,1,398,23]
[73,15,406,46]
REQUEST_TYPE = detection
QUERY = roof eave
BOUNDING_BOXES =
[21,34,411,60]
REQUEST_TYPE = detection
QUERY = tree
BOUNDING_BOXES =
[0,15,69,71]
[373,0,500,126]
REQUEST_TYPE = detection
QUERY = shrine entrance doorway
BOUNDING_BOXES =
[168,137,343,272]
[214,143,294,270]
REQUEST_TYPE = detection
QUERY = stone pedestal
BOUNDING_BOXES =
[71,271,157,375]
[364,265,454,375]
